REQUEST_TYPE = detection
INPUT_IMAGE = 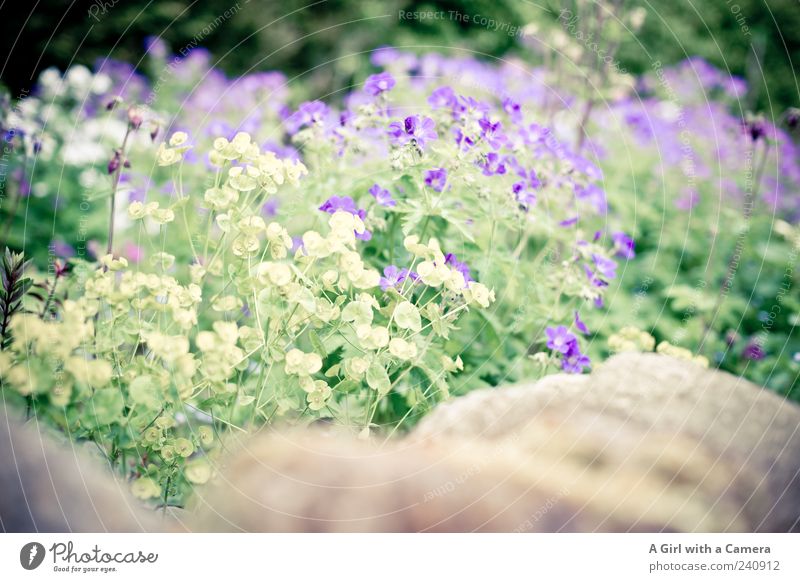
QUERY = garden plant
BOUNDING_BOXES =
[0,2,797,512]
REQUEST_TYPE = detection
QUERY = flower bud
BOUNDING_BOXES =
[105,96,122,110]
[127,106,143,130]
[107,150,121,174]
[786,108,800,130]
[743,114,765,142]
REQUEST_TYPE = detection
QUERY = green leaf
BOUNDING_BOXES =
[394,301,422,332]
[334,379,360,393]
[366,360,391,395]
[309,330,327,358]
[439,208,475,242]
[128,375,160,409]
[87,388,124,426]
[238,394,256,406]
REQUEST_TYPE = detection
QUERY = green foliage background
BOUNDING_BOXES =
[1,0,797,112]
[0,0,797,399]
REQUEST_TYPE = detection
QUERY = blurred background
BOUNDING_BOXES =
[2,0,798,113]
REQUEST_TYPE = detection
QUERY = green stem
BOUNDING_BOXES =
[107,126,133,255]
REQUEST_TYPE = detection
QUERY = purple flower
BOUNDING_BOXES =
[562,343,591,373]
[144,36,168,59]
[379,265,412,291]
[424,168,448,192]
[262,141,300,161]
[546,327,591,373]
[744,116,766,142]
[512,182,536,207]
[319,195,358,214]
[3,128,19,144]
[262,198,280,217]
[205,119,235,140]
[388,115,438,149]
[512,169,540,208]
[339,110,354,127]
[370,46,416,70]
[478,117,506,149]
[379,267,400,290]
[591,254,617,280]
[50,239,75,259]
[742,342,765,361]
[127,184,146,203]
[675,188,699,210]
[566,153,603,181]
[574,311,590,335]
[453,128,475,152]
[444,253,472,283]
[574,183,608,214]
[364,72,396,96]
[428,86,457,110]
[502,98,522,122]
[611,231,636,259]
[545,326,578,354]
[369,183,396,207]
[583,264,607,289]
[454,96,490,122]
[285,100,329,134]
[124,242,144,264]
[478,152,507,176]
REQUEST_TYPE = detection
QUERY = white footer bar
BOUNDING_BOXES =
[1,533,798,580]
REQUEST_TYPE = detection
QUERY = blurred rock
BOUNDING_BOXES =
[0,405,160,532]
[192,353,800,532]
[191,429,693,532]
[412,352,800,532]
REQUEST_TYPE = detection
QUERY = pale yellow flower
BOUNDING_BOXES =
[393,301,422,332]
[463,282,495,308]
[204,186,239,211]
[173,437,194,458]
[131,477,161,500]
[185,459,212,484]
[231,234,260,257]
[156,143,182,166]
[355,325,390,350]
[150,207,175,224]
[343,357,369,381]
[284,348,323,376]
[389,337,418,360]
[341,300,374,327]
[227,165,259,191]
[302,231,331,258]
[168,131,188,147]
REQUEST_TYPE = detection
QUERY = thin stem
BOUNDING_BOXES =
[39,272,60,319]
[106,126,133,255]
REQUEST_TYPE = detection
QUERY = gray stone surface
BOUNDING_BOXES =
[0,405,160,532]
[411,352,800,532]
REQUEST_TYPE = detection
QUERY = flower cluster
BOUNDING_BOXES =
[545,322,590,374]
[0,121,498,504]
